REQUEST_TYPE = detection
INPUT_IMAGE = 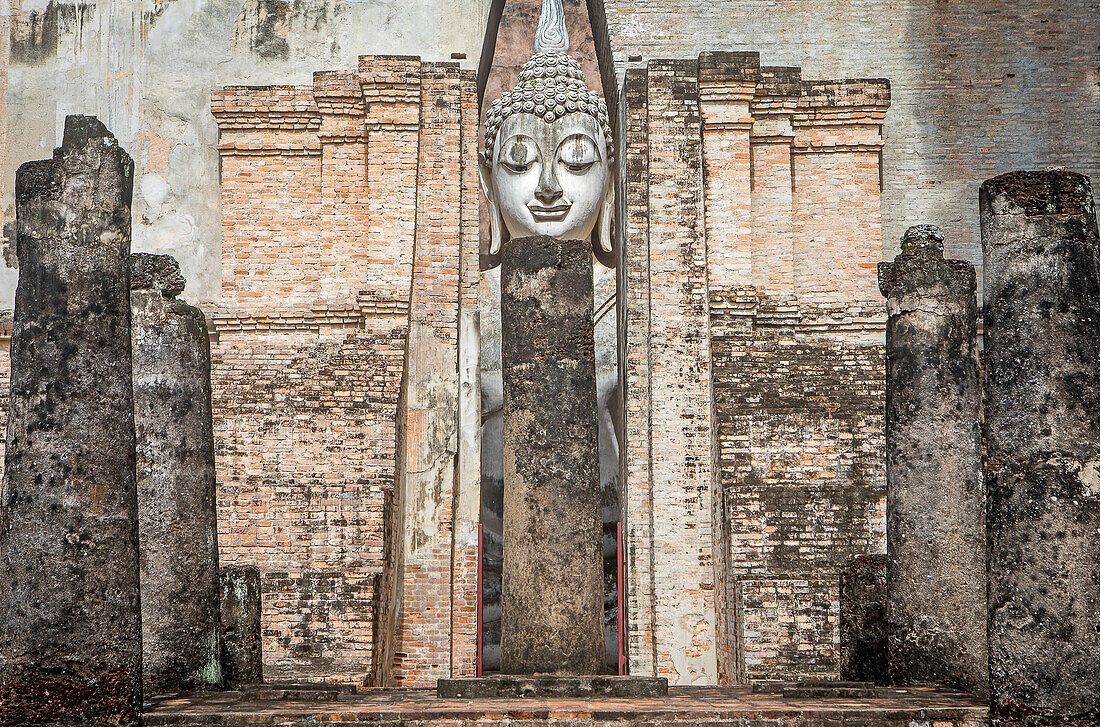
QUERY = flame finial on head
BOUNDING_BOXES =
[535,0,569,54]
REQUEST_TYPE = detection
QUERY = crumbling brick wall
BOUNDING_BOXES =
[710,303,885,678]
[620,52,889,683]
[211,326,404,679]
[210,57,479,685]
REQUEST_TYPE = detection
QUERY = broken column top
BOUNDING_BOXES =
[62,114,116,151]
[878,224,975,300]
[16,115,133,204]
[980,169,1097,220]
[900,224,945,255]
[131,253,186,298]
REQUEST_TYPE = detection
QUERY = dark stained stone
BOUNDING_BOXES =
[499,235,604,675]
[981,170,1100,722]
[220,565,264,688]
[130,251,186,298]
[0,115,142,725]
[131,253,222,696]
[437,675,668,699]
[838,554,888,685]
[878,226,987,696]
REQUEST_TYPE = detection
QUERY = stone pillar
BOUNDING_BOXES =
[981,170,1100,722]
[641,58,719,685]
[0,116,141,724]
[878,224,987,696]
[500,235,603,675]
[838,554,888,684]
[131,253,222,695]
[220,565,264,688]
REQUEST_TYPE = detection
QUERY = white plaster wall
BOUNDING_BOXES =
[0,0,491,306]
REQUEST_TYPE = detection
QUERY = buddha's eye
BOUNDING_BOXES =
[558,135,599,173]
[499,136,539,173]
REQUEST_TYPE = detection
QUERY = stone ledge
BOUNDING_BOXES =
[436,675,669,699]
[143,685,989,726]
[751,680,879,698]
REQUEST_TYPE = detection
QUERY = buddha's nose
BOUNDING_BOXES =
[535,164,563,205]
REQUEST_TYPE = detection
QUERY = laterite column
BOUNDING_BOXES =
[131,253,222,695]
[878,224,987,696]
[0,116,142,725]
[982,170,1100,722]
[500,235,603,675]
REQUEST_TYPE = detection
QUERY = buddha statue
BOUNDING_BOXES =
[477,0,622,671]
[479,0,615,256]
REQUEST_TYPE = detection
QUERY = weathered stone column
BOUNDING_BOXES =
[982,170,1100,722]
[131,253,222,695]
[500,235,603,675]
[878,224,987,696]
[220,565,263,688]
[0,116,141,724]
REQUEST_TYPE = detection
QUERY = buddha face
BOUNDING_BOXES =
[482,112,613,253]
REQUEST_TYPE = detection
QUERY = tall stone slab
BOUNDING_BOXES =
[500,235,603,675]
[697,50,759,686]
[878,225,986,696]
[838,554,888,684]
[618,65,658,678]
[220,565,263,688]
[131,253,222,695]
[982,170,1100,722]
[0,116,141,724]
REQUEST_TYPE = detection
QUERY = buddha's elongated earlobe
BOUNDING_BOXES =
[488,200,504,255]
[479,156,505,255]
[598,176,614,253]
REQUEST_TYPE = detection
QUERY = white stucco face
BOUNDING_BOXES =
[488,112,611,246]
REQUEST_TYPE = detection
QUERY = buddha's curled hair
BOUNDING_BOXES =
[484,53,614,163]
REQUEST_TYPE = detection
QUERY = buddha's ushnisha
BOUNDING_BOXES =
[480,0,615,255]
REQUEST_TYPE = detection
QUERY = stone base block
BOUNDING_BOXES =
[237,682,358,702]
[436,675,669,699]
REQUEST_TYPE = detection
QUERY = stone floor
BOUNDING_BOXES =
[144,685,989,726]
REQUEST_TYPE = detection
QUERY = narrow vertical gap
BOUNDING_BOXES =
[476,0,506,106]
[586,0,618,126]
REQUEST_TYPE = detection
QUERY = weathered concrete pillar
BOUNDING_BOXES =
[131,253,222,695]
[981,170,1100,722]
[220,565,263,688]
[0,115,141,724]
[838,554,888,684]
[500,235,603,675]
[878,224,987,696]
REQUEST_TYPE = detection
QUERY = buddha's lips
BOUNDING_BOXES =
[528,202,571,221]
